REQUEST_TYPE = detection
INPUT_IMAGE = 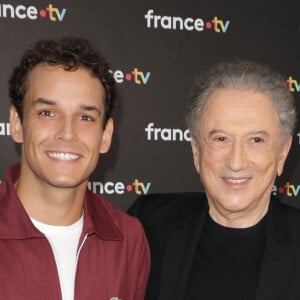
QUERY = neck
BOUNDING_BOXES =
[208,201,269,228]
[15,177,86,226]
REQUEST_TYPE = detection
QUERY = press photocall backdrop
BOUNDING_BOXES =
[0,0,299,211]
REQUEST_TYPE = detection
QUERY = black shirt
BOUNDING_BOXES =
[185,212,267,300]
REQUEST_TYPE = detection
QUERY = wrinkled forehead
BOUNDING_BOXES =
[199,88,282,135]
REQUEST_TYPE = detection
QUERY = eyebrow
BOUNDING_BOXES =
[79,104,102,115]
[208,129,270,137]
[33,98,55,106]
[33,98,102,115]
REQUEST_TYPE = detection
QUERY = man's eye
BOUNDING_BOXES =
[80,115,94,121]
[213,136,227,142]
[39,110,54,117]
[252,137,264,143]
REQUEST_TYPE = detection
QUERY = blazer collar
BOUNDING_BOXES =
[158,193,208,300]
[255,197,295,300]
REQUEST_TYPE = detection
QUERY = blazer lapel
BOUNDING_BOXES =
[255,198,296,300]
[158,199,208,300]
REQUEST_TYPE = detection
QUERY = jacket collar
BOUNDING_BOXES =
[255,196,295,300]
[82,189,123,241]
[0,163,123,241]
[158,193,208,300]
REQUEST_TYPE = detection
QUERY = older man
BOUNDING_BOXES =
[129,60,300,300]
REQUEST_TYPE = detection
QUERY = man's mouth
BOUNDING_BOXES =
[47,152,80,161]
[221,177,251,186]
[225,178,250,184]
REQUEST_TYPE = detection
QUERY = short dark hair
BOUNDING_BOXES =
[9,37,115,127]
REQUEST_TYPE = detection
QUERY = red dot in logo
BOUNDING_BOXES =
[40,9,47,17]
[278,187,284,193]
[125,73,132,80]
[205,21,212,29]
[126,185,133,192]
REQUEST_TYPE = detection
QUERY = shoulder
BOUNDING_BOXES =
[89,191,147,240]
[272,198,300,226]
[87,192,150,281]
[270,198,300,246]
[128,192,207,228]
[282,202,300,233]
[0,178,9,197]
[282,203,300,251]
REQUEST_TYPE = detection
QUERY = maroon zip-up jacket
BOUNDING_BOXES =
[0,164,150,300]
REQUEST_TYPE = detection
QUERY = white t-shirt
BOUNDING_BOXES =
[31,215,83,300]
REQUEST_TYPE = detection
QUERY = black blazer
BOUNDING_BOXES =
[128,193,300,300]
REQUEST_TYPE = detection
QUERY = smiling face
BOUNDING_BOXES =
[10,64,113,191]
[191,88,292,227]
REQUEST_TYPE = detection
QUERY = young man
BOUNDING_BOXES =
[0,37,150,300]
[129,60,300,300]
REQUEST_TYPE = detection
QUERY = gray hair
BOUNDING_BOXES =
[186,60,296,142]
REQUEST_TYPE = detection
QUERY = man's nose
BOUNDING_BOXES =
[226,141,249,171]
[54,117,77,142]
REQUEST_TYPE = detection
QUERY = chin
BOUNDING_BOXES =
[47,178,85,189]
[218,197,251,212]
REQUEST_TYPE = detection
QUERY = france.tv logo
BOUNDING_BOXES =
[0,122,10,136]
[274,182,300,197]
[112,68,151,85]
[145,9,230,33]
[88,179,151,195]
[0,3,67,21]
[286,76,300,93]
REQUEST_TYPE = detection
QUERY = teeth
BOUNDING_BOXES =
[226,178,248,184]
[48,152,79,161]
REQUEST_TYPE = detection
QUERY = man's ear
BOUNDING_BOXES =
[9,105,24,143]
[191,137,200,174]
[100,118,113,154]
[277,135,292,176]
